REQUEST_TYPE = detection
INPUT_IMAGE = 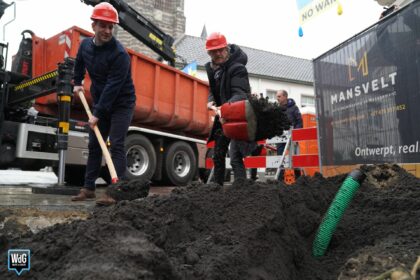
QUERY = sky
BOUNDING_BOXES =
[0,0,386,70]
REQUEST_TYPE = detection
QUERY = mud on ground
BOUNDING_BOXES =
[0,208,89,236]
[0,164,419,279]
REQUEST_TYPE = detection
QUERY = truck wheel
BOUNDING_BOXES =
[162,141,197,186]
[125,134,156,181]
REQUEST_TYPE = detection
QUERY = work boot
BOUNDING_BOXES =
[95,194,116,206]
[71,188,95,201]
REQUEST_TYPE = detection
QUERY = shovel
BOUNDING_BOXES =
[78,90,119,184]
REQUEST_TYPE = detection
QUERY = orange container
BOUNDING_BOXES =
[31,26,211,137]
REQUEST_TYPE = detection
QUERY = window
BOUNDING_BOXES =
[301,95,315,107]
[266,90,277,103]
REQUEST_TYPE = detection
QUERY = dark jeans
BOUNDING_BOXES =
[229,140,253,181]
[84,105,134,190]
[250,144,262,180]
[230,140,259,180]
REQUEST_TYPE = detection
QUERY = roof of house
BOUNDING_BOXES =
[174,35,314,84]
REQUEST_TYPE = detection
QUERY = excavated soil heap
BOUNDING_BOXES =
[0,164,419,279]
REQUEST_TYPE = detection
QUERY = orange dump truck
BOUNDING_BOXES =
[4,26,211,186]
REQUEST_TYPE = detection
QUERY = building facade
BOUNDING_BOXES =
[115,0,186,60]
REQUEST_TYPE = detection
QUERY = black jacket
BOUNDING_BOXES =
[205,44,251,142]
[282,98,303,129]
[74,37,136,119]
[205,44,250,106]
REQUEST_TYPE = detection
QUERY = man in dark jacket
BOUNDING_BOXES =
[71,2,136,204]
[276,90,303,132]
[205,32,251,186]
[276,89,303,180]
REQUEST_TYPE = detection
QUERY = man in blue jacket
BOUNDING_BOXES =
[71,2,136,203]
[276,89,303,180]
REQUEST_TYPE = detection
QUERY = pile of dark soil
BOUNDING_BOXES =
[0,164,419,279]
[105,178,150,202]
[248,95,291,141]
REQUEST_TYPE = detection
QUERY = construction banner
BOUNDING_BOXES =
[314,1,420,165]
[296,0,339,26]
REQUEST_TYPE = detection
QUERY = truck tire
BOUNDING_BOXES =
[125,134,156,181]
[162,141,197,186]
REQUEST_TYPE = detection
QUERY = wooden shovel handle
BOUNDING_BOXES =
[78,90,118,183]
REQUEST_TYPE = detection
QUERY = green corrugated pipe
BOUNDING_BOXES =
[312,169,366,258]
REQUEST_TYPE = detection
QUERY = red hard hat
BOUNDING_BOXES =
[206,32,228,50]
[91,2,119,24]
